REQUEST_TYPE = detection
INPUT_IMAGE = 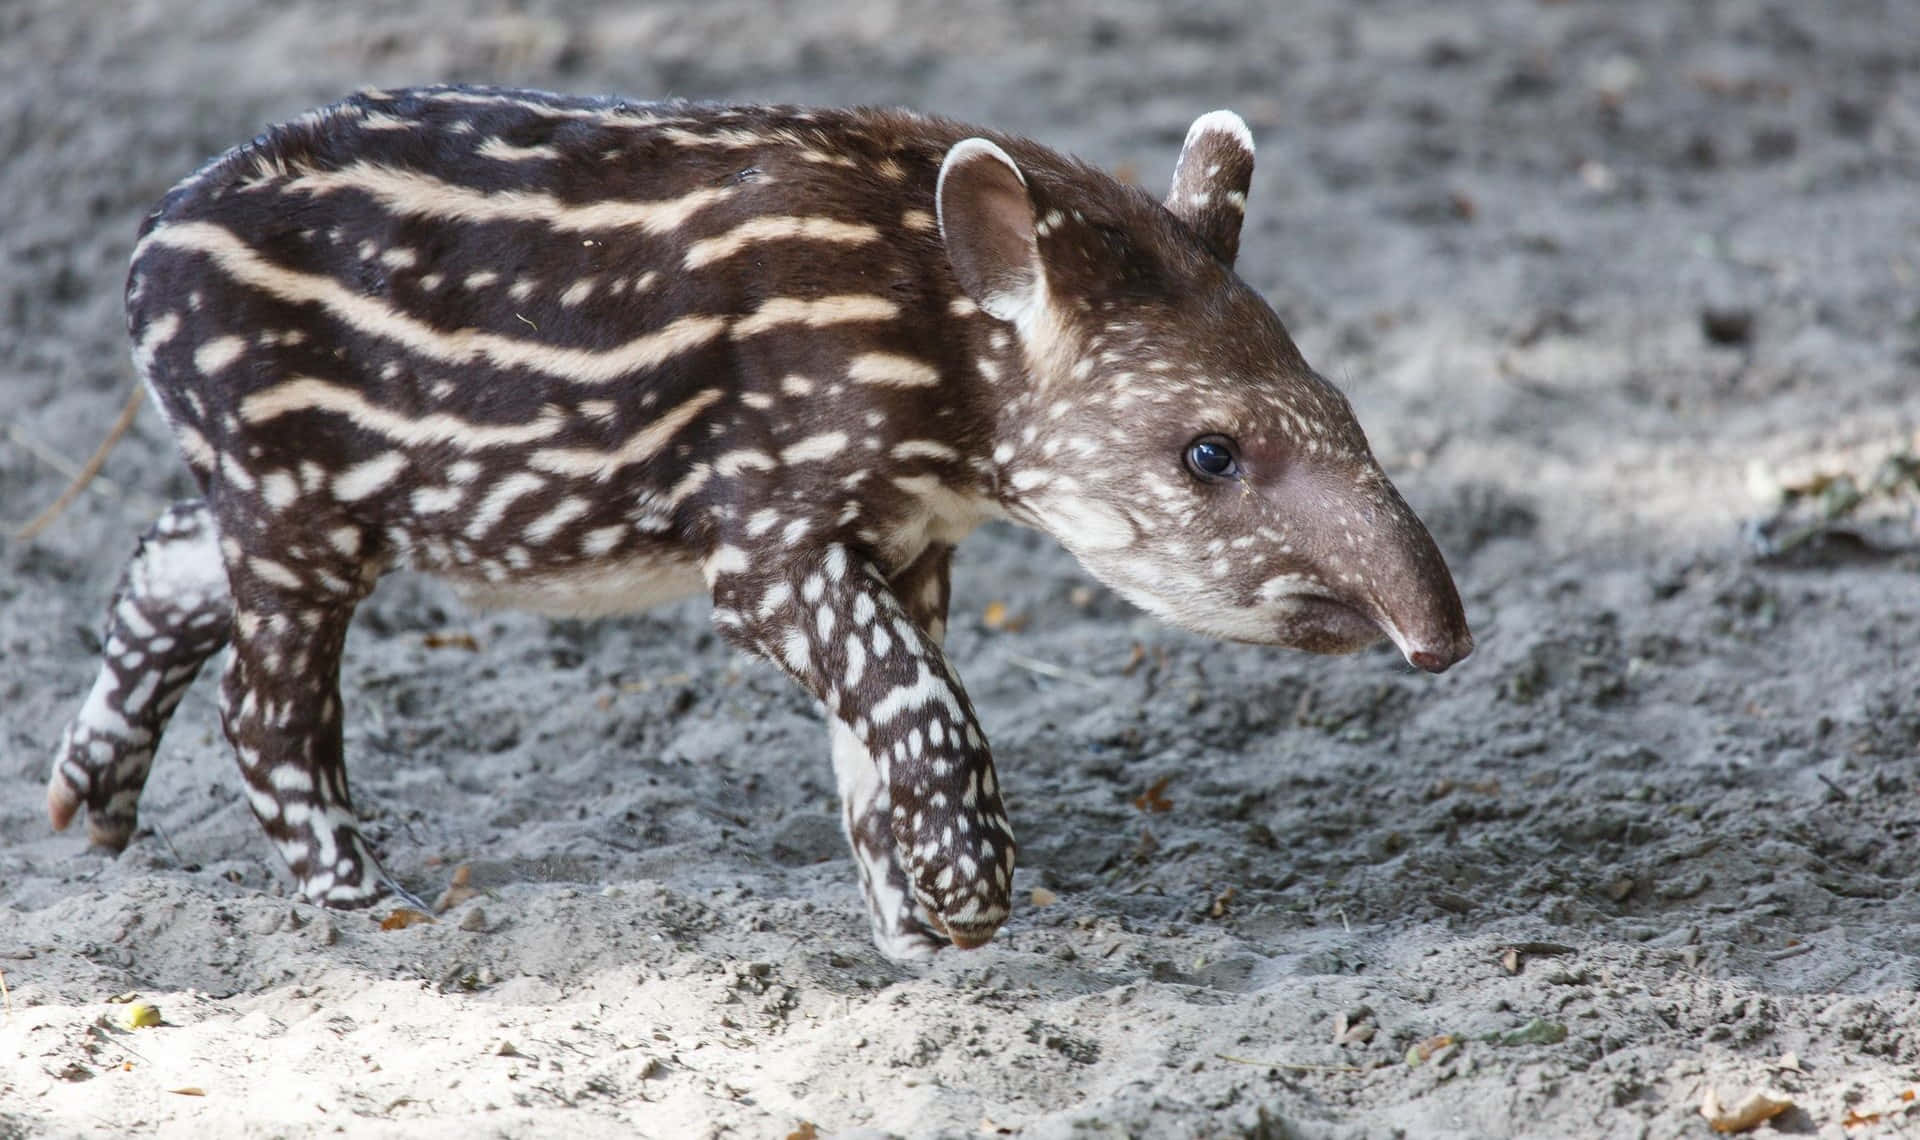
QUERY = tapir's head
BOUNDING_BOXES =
[936,112,1473,673]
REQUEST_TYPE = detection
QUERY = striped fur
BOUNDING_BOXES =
[53,86,1471,960]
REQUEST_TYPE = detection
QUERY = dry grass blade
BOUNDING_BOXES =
[1214,1052,1363,1074]
[12,384,147,541]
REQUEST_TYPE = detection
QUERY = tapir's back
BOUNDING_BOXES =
[126,87,1009,586]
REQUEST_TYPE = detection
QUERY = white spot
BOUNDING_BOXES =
[525,496,591,543]
[410,485,463,514]
[891,440,958,462]
[332,452,407,502]
[781,432,849,464]
[260,470,300,510]
[194,336,247,376]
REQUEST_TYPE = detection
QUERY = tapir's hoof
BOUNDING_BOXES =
[46,774,81,832]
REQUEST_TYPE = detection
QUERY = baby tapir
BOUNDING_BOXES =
[51,86,1472,960]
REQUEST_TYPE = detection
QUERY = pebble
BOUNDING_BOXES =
[459,907,489,932]
[1701,306,1755,346]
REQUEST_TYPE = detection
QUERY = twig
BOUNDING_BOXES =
[148,820,185,868]
[1214,1052,1364,1074]
[1004,654,1102,688]
[1766,942,1815,963]
[12,384,148,541]
[1,965,12,1023]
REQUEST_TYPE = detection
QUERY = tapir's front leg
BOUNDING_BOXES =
[706,541,1016,951]
[830,543,955,959]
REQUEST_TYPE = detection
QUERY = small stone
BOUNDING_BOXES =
[1497,1019,1568,1047]
[1701,307,1754,346]
[459,907,489,932]
[123,1000,163,1029]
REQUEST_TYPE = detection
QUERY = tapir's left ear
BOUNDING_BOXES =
[1165,110,1255,266]
[937,138,1043,325]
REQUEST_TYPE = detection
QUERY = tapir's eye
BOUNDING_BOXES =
[1184,435,1241,482]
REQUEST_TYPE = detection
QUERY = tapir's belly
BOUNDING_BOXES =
[444,551,705,618]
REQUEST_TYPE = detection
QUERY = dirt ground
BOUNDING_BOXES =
[3,0,1918,1136]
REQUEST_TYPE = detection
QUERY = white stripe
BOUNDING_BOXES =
[528,389,725,480]
[279,161,739,235]
[241,376,568,450]
[477,137,562,162]
[848,353,940,388]
[684,216,879,269]
[142,223,727,385]
[732,294,899,339]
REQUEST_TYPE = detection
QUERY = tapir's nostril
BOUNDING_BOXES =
[1408,635,1472,674]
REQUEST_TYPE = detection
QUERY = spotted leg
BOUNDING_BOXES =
[708,541,1017,952]
[830,543,957,960]
[217,544,421,909]
[50,500,233,850]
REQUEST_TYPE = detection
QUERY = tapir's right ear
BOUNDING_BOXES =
[1166,110,1255,266]
[937,138,1043,325]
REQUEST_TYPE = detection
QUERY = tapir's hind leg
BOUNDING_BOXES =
[213,519,424,910]
[50,500,233,850]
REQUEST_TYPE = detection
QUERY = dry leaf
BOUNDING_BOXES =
[785,1124,820,1140]
[982,601,1029,633]
[1133,775,1175,814]
[1332,1010,1376,1046]
[1030,887,1059,907]
[1208,886,1236,918]
[168,1087,206,1097]
[1405,1034,1455,1066]
[1843,1109,1882,1128]
[1121,643,1147,676]
[434,864,479,913]
[379,907,435,931]
[1700,1087,1792,1133]
[422,631,480,651]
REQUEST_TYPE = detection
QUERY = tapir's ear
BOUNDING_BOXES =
[1165,110,1255,266]
[937,138,1043,325]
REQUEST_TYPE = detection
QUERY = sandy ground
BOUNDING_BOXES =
[4,0,1919,1136]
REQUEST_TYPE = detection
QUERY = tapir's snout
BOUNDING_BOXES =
[1364,485,1475,676]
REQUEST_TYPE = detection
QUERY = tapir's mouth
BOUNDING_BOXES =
[1270,594,1386,656]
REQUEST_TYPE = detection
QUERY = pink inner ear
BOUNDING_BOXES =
[937,140,1039,319]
